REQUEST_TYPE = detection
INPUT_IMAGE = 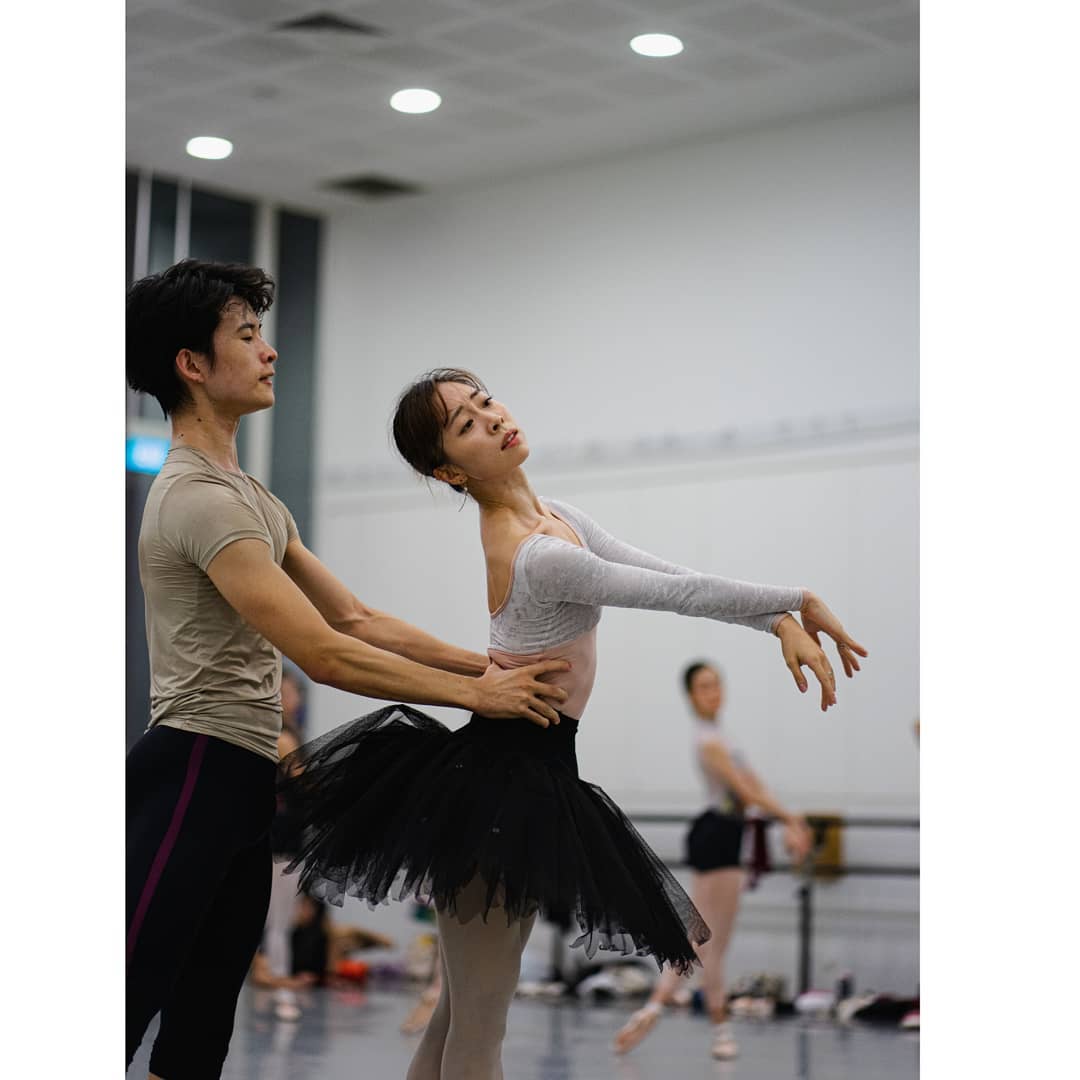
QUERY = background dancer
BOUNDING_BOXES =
[614,660,814,1060]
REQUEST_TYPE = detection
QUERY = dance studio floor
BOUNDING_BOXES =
[130,985,919,1078]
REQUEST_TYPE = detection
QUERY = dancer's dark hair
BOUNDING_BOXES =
[392,368,488,494]
[127,258,275,416]
[682,661,723,695]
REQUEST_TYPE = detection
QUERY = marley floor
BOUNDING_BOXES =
[130,985,919,1079]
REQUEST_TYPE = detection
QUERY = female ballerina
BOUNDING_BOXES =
[281,369,866,1079]
[613,660,817,1060]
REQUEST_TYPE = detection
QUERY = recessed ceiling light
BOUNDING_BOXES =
[630,33,684,58]
[390,88,442,114]
[185,136,234,160]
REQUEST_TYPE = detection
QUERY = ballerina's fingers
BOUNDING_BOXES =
[835,635,867,678]
[807,653,837,711]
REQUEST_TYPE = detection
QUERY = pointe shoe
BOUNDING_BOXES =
[711,1022,738,1060]
[612,1002,663,1055]
[274,993,301,1023]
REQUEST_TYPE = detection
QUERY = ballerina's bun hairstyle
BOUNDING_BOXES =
[126,258,276,417]
[392,368,488,494]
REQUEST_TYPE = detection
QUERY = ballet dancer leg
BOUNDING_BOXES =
[264,862,301,1019]
[614,866,744,1055]
[402,939,445,1036]
[433,880,537,1080]
[612,949,693,1054]
[693,867,744,1057]
[406,939,450,1080]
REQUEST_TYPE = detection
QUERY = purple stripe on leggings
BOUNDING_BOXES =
[127,733,209,965]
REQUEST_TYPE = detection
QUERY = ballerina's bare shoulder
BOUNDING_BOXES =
[483,507,583,616]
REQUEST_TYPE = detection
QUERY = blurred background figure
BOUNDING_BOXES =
[614,661,812,1061]
[263,725,306,1021]
[280,664,307,740]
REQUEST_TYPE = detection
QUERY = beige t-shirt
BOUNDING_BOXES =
[138,445,299,762]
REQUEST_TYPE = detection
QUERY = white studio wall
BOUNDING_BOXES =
[314,99,916,475]
[305,98,918,993]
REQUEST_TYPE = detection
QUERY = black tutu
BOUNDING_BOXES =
[280,705,710,973]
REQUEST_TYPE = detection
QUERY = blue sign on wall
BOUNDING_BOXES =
[126,436,170,475]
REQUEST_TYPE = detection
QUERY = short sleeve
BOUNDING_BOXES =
[159,475,271,572]
[281,500,300,545]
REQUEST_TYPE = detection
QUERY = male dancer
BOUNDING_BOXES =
[125,259,569,1077]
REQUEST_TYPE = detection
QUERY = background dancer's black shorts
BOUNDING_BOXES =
[685,809,746,872]
[281,705,711,974]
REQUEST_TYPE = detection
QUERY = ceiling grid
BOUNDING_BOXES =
[126,0,919,209]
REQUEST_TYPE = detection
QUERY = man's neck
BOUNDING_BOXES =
[170,408,243,475]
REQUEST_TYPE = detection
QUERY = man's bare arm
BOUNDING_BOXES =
[207,538,568,726]
[282,539,486,676]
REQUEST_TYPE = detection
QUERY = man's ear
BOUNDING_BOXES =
[175,348,208,386]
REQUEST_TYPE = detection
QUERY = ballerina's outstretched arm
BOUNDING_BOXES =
[518,523,864,710]
[547,499,868,658]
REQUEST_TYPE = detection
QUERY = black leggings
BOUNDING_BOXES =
[126,726,276,1078]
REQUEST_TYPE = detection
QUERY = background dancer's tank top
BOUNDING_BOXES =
[693,717,748,815]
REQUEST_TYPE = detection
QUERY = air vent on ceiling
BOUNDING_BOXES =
[324,174,423,199]
[275,13,382,36]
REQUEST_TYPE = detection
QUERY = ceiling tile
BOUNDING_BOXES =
[688,3,812,42]
[445,0,555,10]
[126,70,160,102]
[126,7,229,50]
[766,27,879,63]
[515,41,622,77]
[787,0,911,19]
[177,0,324,27]
[598,66,696,98]
[362,40,463,75]
[690,50,786,81]
[441,64,545,95]
[289,94,396,128]
[375,118,476,148]
[198,31,322,68]
[516,87,614,115]
[432,17,553,56]
[340,0,472,36]
[440,103,540,131]
[273,57,392,96]
[855,10,919,45]
[613,0,730,11]
[127,51,242,99]
[521,0,636,35]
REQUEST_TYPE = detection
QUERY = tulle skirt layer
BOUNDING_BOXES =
[281,705,709,972]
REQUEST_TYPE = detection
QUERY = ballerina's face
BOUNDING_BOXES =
[436,380,529,484]
[688,666,725,718]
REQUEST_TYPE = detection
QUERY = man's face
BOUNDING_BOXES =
[198,298,277,416]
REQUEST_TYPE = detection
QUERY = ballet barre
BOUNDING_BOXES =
[628,812,919,995]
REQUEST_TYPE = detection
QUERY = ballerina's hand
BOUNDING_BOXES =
[800,592,868,679]
[776,616,837,711]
